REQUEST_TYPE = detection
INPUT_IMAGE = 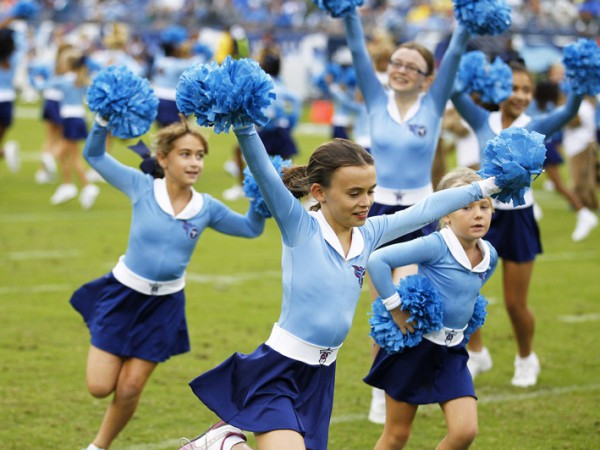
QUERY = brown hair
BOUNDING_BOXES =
[281,139,374,210]
[398,42,434,75]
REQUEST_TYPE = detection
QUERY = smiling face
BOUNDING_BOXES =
[311,164,376,233]
[443,198,493,247]
[501,70,534,121]
[157,133,206,188]
[387,47,431,94]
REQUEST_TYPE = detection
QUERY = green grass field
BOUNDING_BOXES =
[1,104,599,449]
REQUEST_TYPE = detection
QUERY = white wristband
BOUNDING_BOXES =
[476,177,501,197]
[381,292,401,311]
[95,114,109,127]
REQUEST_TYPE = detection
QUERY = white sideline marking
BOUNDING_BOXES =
[0,210,127,223]
[7,249,80,260]
[558,313,600,323]
[0,284,72,294]
[186,271,280,285]
[537,250,599,262]
[122,384,600,449]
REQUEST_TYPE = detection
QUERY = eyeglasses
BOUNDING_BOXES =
[388,59,428,76]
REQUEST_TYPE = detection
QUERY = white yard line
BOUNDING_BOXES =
[557,313,600,323]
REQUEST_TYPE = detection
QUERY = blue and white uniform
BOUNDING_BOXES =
[189,125,487,450]
[0,26,26,127]
[70,123,265,362]
[257,76,301,158]
[452,92,582,261]
[329,82,371,151]
[40,74,63,125]
[343,10,470,241]
[365,227,498,404]
[53,72,88,140]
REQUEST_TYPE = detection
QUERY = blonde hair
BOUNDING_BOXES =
[437,167,483,191]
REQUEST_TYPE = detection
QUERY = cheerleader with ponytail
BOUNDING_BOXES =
[72,67,266,450]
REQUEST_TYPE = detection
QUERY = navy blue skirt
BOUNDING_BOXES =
[70,273,190,362]
[368,202,437,248]
[543,140,564,166]
[189,344,336,450]
[156,98,181,127]
[0,101,13,126]
[258,127,299,158]
[485,206,542,262]
[364,339,475,405]
[331,125,349,140]
[63,117,88,141]
[42,99,62,125]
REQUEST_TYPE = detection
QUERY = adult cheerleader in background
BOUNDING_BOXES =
[320,0,513,423]
[451,39,600,387]
[71,67,265,450]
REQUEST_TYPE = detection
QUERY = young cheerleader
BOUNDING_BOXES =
[72,114,266,450]
[365,167,497,449]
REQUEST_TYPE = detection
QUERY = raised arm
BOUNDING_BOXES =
[451,91,489,132]
[527,92,583,137]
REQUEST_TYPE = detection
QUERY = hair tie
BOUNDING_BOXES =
[128,140,162,177]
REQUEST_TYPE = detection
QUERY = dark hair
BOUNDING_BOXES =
[0,28,15,61]
[260,53,281,77]
[534,80,559,112]
[397,42,434,75]
[281,139,374,210]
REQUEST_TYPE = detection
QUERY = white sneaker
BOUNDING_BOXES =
[41,152,57,175]
[467,347,493,379]
[79,184,100,209]
[368,387,386,425]
[4,140,20,172]
[179,421,246,450]
[223,184,245,201]
[34,169,55,184]
[543,180,555,192]
[86,168,106,183]
[511,353,540,388]
[533,203,543,221]
[572,208,598,242]
[224,159,240,177]
[50,183,78,205]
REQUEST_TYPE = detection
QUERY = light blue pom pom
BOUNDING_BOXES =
[485,57,513,104]
[87,66,158,139]
[243,155,292,218]
[369,275,444,354]
[312,0,365,18]
[193,42,214,61]
[478,128,546,206]
[12,0,39,19]
[456,51,488,94]
[562,38,600,96]
[453,0,512,35]
[160,25,188,46]
[176,57,276,134]
[464,294,488,342]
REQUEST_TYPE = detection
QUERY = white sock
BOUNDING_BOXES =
[222,434,246,450]
[372,386,385,402]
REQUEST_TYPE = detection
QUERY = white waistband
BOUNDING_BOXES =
[112,256,185,295]
[60,104,86,118]
[265,323,341,366]
[43,88,62,101]
[374,184,433,206]
[493,188,534,210]
[153,86,176,100]
[0,89,16,102]
[423,325,466,347]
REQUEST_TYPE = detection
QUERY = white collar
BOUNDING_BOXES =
[310,210,364,260]
[153,178,204,219]
[439,227,490,272]
[488,111,531,135]
[387,91,425,123]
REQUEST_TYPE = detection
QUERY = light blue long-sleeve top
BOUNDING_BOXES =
[261,76,302,130]
[368,227,498,329]
[451,91,582,208]
[83,122,265,282]
[343,10,470,192]
[152,55,200,100]
[329,83,370,148]
[0,25,27,99]
[234,125,486,348]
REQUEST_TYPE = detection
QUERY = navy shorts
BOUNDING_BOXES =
[42,99,62,125]
[70,273,190,362]
[190,344,336,450]
[485,206,542,262]
[332,125,349,140]
[258,127,299,158]
[364,339,475,404]
[62,117,88,140]
[0,101,13,127]
[368,202,437,248]
[156,98,180,127]
[543,140,563,166]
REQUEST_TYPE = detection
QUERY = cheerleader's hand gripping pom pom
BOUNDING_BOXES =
[243,155,292,218]
[477,128,546,206]
[369,275,444,354]
[312,0,365,18]
[464,294,488,343]
[12,0,39,18]
[562,39,600,96]
[176,57,275,134]
[453,0,512,35]
[87,66,159,139]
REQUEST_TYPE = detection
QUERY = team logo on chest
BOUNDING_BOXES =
[352,265,366,287]
[182,220,199,240]
[408,123,427,137]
